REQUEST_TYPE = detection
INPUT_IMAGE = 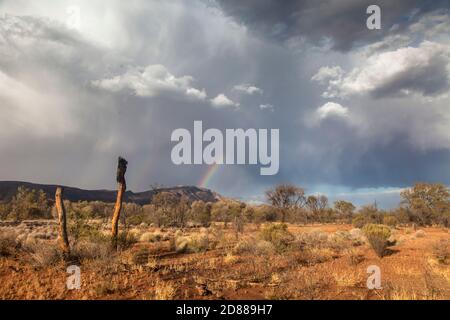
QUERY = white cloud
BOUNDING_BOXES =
[311,66,343,84]
[233,84,263,95]
[316,102,348,120]
[210,93,240,108]
[313,41,450,99]
[186,87,207,100]
[92,64,207,101]
[259,104,274,111]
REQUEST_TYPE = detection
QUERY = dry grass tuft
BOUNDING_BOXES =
[232,237,276,256]
[223,253,240,265]
[154,279,177,300]
[333,269,363,287]
[0,231,20,257]
[26,242,62,268]
[432,239,449,264]
[139,231,162,243]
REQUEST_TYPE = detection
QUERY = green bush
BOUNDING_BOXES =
[362,224,391,257]
[352,215,367,228]
[116,231,138,250]
[127,214,146,226]
[259,223,294,253]
[7,187,51,220]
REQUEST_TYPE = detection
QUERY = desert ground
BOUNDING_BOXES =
[0,221,448,300]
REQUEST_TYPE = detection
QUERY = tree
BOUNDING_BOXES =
[265,184,306,222]
[400,183,450,226]
[358,204,382,225]
[211,200,232,227]
[334,200,356,223]
[189,200,212,226]
[8,187,51,220]
[152,192,189,227]
[306,195,328,222]
[243,205,255,223]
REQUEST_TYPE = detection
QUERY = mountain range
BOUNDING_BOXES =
[0,181,220,205]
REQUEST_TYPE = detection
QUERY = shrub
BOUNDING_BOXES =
[72,240,112,261]
[189,200,212,226]
[414,230,425,238]
[347,248,365,266]
[294,230,329,249]
[232,238,275,256]
[432,239,449,264]
[383,215,398,227]
[260,223,294,252]
[174,234,211,253]
[116,231,137,250]
[130,247,151,265]
[0,231,20,257]
[127,214,146,226]
[352,215,367,228]
[7,187,51,220]
[139,232,162,243]
[304,248,335,264]
[362,224,392,257]
[26,243,62,267]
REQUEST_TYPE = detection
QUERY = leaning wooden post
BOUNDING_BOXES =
[111,157,128,250]
[55,187,70,257]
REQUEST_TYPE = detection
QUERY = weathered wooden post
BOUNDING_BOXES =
[55,187,70,257]
[111,157,128,249]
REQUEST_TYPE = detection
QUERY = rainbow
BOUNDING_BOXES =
[198,163,220,188]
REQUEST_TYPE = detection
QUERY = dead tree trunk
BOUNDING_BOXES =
[111,157,128,249]
[55,187,70,257]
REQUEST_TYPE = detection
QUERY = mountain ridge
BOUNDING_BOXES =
[0,181,221,205]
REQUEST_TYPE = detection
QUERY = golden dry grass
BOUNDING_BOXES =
[0,222,448,300]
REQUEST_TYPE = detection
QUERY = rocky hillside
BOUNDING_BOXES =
[0,181,221,205]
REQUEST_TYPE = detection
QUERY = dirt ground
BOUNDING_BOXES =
[0,223,449,300]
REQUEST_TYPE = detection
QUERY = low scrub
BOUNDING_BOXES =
[232,237,276,256]
[383,215,398,227]
[259,223,294,253]
[139,231,162,243]
[174,233,213,253]
[72,240,112,261]
[0,231,20,257]
[25,242,63,268]
[116,231,138,250]
[432,239,449,264]
[414,230,426,238]
[362,224,392,257]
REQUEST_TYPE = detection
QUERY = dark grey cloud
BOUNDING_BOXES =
[213,0,450,51]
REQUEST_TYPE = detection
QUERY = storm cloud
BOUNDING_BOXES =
[0,0,449,208]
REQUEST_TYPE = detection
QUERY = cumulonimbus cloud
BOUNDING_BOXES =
[313,41,450,99]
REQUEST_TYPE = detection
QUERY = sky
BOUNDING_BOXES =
[0,0,449,208]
